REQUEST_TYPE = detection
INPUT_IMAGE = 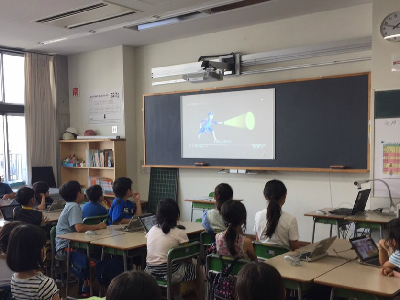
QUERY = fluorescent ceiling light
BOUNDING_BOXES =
[152,79,186,86]
[39,37,68,45]
[38,32,94,45]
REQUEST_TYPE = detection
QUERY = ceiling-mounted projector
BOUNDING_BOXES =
[182,53,239,83]
[182,70,222,83]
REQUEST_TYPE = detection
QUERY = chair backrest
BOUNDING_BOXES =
[82,215,108,225]
[208,192,215,198]
[167,241,200,264]
[206,254,248,277]
[0,204,20,221]
[31,166,56,188]
[252,241,290,260]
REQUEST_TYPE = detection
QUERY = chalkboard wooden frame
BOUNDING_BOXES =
[143,72,370,173]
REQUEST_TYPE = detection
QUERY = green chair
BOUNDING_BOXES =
[155,241,200,300]
[200,231,213,264]
[49,226,66,285]
[82,215,108,225]
[206,254,248,300]
[253,241,290,260]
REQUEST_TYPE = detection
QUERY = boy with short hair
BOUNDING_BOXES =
[82,184,108,219]
[14,187,46,226]
[108,177,142,225]
[56,180,107,259]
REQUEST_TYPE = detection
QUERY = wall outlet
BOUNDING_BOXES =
[112,126,118,134]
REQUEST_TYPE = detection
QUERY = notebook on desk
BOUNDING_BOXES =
[329,189,371,216]
[350,236,380,267]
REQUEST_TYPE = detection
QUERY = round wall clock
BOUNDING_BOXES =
[380,11,400,42]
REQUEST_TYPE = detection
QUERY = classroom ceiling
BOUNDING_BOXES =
[0,0,372,56]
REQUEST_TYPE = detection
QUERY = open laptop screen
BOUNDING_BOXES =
[350,236,379,260]
[139,215,156,232]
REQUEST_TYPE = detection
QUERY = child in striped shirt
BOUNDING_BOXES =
[379,218,400,277]
[6,224,59,300]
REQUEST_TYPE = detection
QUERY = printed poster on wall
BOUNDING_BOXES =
[88,87,124,124]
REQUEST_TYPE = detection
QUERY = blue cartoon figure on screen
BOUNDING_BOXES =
[198,111,223,142]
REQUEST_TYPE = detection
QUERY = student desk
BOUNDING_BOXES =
[297,238,357,260]
[304,209,348,242]
[90,221,205,272]
[185,198,243,221]
[265,252,348,300]
[43,210,62,222]
[315,261,400,300]
[58,225,126,297]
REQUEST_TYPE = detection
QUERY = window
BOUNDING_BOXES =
[0,52,26,183]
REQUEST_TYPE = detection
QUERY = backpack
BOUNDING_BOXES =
[211,255,240,300]
[70,251,89,281]
[95,257,126,286]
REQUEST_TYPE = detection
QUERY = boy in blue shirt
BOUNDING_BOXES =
[108,177,142,225]
[82,184,108,219]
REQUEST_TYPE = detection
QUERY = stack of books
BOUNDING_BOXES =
[86,149,114,167]
[88,176,114,195]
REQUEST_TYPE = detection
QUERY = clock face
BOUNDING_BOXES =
[380,11,400,42]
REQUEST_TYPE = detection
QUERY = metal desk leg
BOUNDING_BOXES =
[190,204,194,222]
[86,245,93,296]
[336,222,341,239]
[330,224,333,237]
[312,219,316,243]
[297,283,303,300]
[66,242,71,299]
[123,251,128,271]
[380,224,383,240]
[330,287,336,300]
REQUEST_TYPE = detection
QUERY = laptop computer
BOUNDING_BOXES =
[350,236,381,267]
[295,236,337,262]
[115,216,144,232]
[329,189,371,216]
[47,199,66,211]
[0,203,20,221]
[138,214,157,233]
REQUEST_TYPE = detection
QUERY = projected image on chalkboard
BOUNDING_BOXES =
[181,89,275,159]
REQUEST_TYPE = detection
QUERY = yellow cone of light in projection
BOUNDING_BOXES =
[223,112,255,130]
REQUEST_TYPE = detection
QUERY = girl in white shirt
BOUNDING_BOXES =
[254,180,300,250]
[145,198,200,300]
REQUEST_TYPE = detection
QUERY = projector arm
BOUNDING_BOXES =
[201,60,232,73]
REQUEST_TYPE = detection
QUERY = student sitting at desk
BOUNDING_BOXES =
[202,183,233,238]
[0,178,15,200]
[254,179,300,250]
[32,181,54,211]
[379,218,400,278]
[55,180,106,260]
[14,187,47,227]
[108,177,142,225]
[216,200,257,261]
[82,184,107,219]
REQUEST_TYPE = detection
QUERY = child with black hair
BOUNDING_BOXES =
[14,187,47,226]
[82,184,108,219]
[216,200,257,261]
[236,262,285,300]
[145,198,200,300]
[108,177,142,225]
[202,183,233,234]
[32,181,54,211]
[106,270,162,300]
[379,218,400,277]
[55,180,106,259]
[0,221,23,292]
[7,224,60,300]
[254,179,300,250]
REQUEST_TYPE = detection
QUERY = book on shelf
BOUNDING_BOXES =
[86,149,114,167]
[88,177,114,196]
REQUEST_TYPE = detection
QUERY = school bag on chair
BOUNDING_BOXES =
[211,255,240,300]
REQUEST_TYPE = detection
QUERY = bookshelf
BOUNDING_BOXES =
[59,139,126,191]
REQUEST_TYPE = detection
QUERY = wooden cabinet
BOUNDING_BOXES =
[59,139,126,190]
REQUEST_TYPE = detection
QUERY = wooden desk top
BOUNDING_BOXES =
[91,221,205,250]
[304,208,347,219]
[185,199,243,204]
[314,261,400,297]
[58,225,126,243]
[344,211,396,224]
[43,210,62,222]
[297,239,357,260]
[265,252,348,283]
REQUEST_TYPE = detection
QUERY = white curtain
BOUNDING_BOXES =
[25,53,58,185]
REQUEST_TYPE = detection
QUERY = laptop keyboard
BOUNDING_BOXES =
[298,252,311,260]
[366,258,381,266]
[329,208,353,215]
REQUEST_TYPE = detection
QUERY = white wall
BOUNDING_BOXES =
[133,4,374,242]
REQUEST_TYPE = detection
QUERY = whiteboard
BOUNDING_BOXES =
[374,118,400,198]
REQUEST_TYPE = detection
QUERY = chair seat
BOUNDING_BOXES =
[155,278,168,287]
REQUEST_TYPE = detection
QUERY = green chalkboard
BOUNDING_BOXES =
[375,90,400,119]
